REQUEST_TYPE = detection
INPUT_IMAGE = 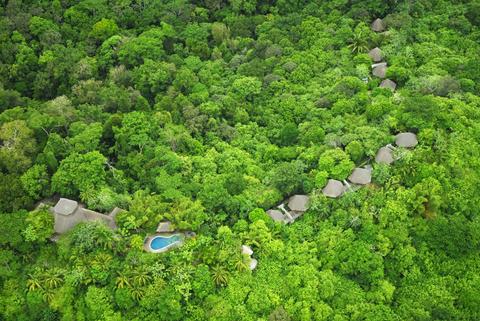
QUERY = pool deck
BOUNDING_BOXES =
[144,233,184,253]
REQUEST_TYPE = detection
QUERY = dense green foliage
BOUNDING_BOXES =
[1,0,480,320]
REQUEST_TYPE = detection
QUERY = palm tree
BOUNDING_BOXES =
[42,290,55,303]
[116,271,131,289]
[348,31,369,53]
[94,226,115,250]
[349,216,361,228]
[92,253,112,266]
[235,256,249,272]
[42,268,63,289]
[130,287,144,301]
[131,269,151,287]
[27,274,43,291]
[74,264,93,285]
[211,265,229,287]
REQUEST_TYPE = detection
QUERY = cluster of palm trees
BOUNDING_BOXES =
[27,255,153,303]
[27,267,65,303]
[115,268,152,301]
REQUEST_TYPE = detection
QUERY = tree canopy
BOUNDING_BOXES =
[1,0,480,320]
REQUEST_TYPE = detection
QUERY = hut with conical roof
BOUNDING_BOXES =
[368,47,383,62]
[395,132,418,148]
[348,168,372,185]
[51,198,120,235]
[322,179,345,198]
[371,18,386,32]
[375,146,395,164]
[288,195,309,213]
[266,209,286,223]
[372,63,387,78]
[380,79,397,91]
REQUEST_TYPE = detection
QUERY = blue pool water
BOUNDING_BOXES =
[150,234,182,251]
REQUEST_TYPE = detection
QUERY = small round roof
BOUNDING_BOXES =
[322,179,345,198]
[375,147,394,164]
[368,47,383,62]
[267,209,285,222]
[288,195,309,212]
[395,132,418,148]
[380,79,397,91]
[348,168,372,185]
[372,65,387,78]
[371,18,386,32]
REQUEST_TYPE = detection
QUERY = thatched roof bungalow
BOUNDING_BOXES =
[375,146,395,164]
[267,209,285,222]
[322,179,345,198]
[395,132,418,148]
[287,195,309,213]
[372,64,387,78]
[52,198,84,234]
[368,47,383,62]
[380,79,397,91]
[51,198,120,235]
[371,18,386,32]
[348,168,372,185]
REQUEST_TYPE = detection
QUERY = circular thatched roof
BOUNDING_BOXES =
[371,18,386,32]
[372,65,387,78]
[395,132,418,148]
[267,209,285,222]
[375,147,394,164]
[288,195,310,212]
[368,47,383,62]
[348,168,372,185]
[380,79,397,91]
[322,179,345,198]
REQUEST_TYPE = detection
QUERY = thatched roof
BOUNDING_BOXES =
[156,221,174,233]
[371,18,386,32]
[53,198,78,216]
[395,132,418,148]
[267,209,285,222]
[372,65,387,78]
[52,198,122,234]
[54,213,84,234]
[348,168,372,185]
[368,47,383,62]
[380,79,397,91]
[249,258,258,270]
[375,146,394,164]
[82,208,117,229]
[288,195,309,212]
[242,245,253,256]
[109,207,124,218]
[322,179,345,198]
[53,203,85,234]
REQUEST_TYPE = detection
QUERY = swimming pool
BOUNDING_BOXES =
[149,234,183,253]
